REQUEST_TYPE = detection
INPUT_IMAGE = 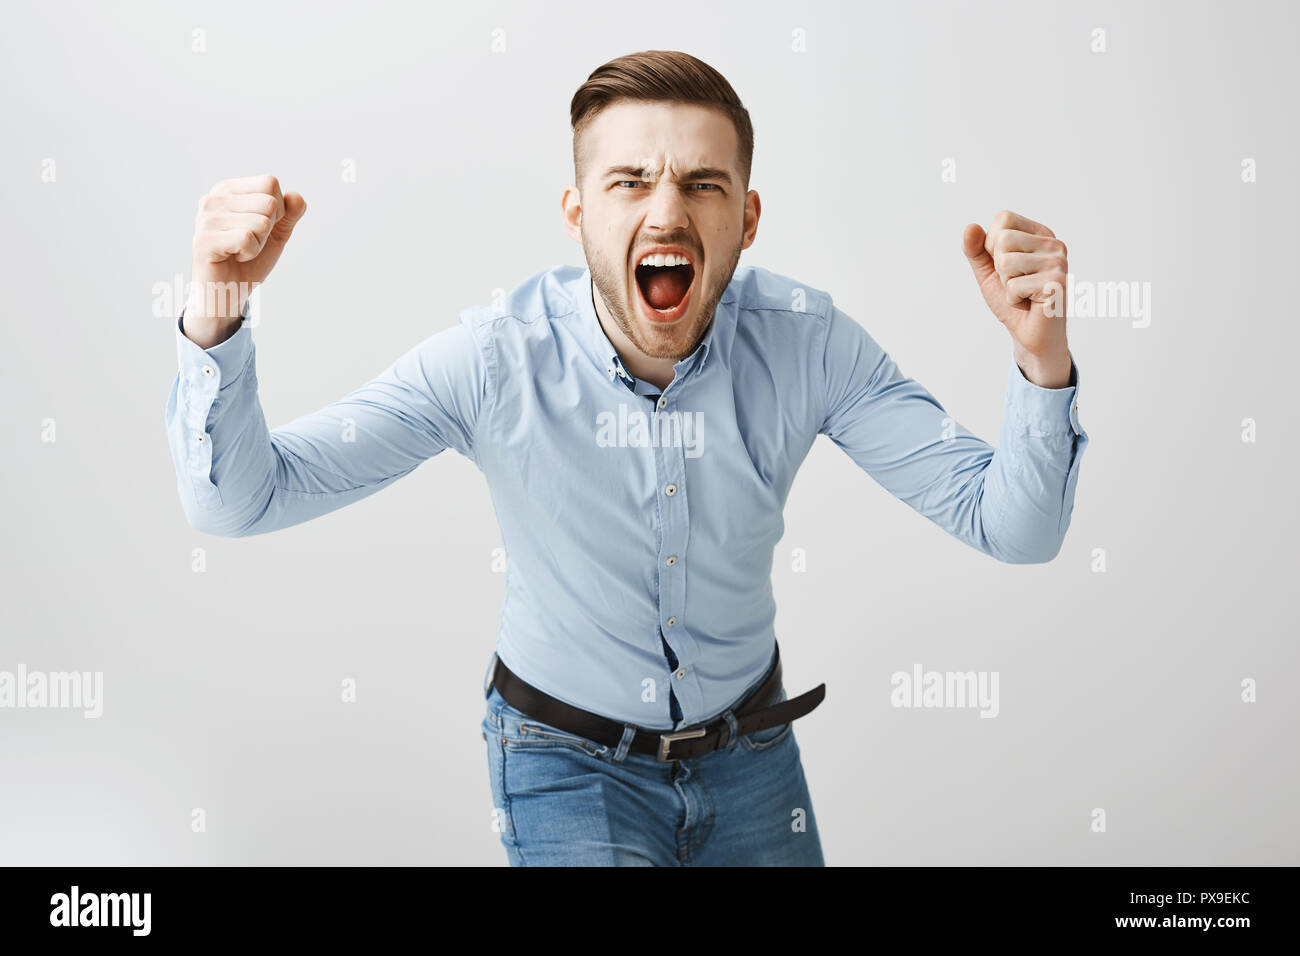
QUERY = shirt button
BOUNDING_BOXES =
[664,484,677,496]
[675,669,685,680]
[665,555,677,567]
[201,364,215,377]
[195,433,207,444]
[606,366,614,376]
[666,616,676,627]
[657,396,667,409]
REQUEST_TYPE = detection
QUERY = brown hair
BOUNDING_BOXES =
[570,50,754,190]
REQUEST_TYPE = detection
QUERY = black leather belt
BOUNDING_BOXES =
[489,640,826,762]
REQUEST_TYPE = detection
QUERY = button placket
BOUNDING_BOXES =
[652,388,702,724]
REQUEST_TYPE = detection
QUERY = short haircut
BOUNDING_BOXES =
[570,50,754,190]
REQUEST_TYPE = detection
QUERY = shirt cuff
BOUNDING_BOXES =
[175,307,253,392]
[1005,352,1084,438]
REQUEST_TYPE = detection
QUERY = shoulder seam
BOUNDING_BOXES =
[814,295,834,433]
[733,282,833,318]
[459,309,504,468]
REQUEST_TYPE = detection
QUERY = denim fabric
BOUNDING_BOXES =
[480,679,824,866]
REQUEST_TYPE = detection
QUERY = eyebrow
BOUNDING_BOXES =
[603,164,733,186]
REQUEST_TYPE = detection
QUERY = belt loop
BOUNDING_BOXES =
[612,723,637,763]
[721,710,739,750]
[483,653,499,699]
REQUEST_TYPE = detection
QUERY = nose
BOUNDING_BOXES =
[644,176,689,234]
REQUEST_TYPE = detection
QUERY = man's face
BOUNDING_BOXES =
[563,101,760,361]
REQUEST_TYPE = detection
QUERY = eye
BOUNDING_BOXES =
[614,180,643,189]
[689,183,721,192]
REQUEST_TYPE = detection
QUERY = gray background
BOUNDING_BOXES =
[2,0,1296,865]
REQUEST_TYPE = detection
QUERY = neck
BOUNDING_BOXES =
[591,280,682,391]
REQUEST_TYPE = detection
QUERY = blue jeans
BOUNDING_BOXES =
[480,680,825,866]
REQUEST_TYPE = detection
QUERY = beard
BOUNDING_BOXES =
[583,224,742,362]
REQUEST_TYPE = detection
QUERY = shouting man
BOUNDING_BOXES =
[166,50,1088,866]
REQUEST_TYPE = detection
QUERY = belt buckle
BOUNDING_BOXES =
[657,727,707,762]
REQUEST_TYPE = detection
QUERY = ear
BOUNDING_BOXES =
[560,184,583,244]
[740,189,761,251]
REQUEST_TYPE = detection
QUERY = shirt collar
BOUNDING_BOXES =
[577,267,717,386]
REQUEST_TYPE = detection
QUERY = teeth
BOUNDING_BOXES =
[638,252,691,268]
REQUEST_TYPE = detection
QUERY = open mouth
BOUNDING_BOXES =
[633,254,696,323]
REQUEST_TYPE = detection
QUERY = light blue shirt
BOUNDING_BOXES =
[166,263,1088,729]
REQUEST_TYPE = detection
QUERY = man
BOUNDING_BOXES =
[166,50,1088,866]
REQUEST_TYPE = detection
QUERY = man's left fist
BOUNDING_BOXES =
[962,210,1073,388]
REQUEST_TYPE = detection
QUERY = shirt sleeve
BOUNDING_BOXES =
[817,303,1088,563]
[164,310,490,537]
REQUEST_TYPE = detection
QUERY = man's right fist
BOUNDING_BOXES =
[185,175,306,345]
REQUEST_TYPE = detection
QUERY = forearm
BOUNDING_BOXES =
[1014,343,1073,390]
[179,275,257,349]
[971,355,1086,563]
[180,310,244,351]
[166,315,402,537]
[165,314,484,537]
[167,316,307,537]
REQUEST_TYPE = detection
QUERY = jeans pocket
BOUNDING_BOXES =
[492,691,609,759]
[739,721,792,752]
[739,684,793,752]
[508,720,610,759]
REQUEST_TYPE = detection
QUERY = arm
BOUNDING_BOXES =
[818,305,1086,563]
[165,174,488,537]
[166,310,488,537]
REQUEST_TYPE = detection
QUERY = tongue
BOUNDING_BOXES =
[643,268,690,310]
